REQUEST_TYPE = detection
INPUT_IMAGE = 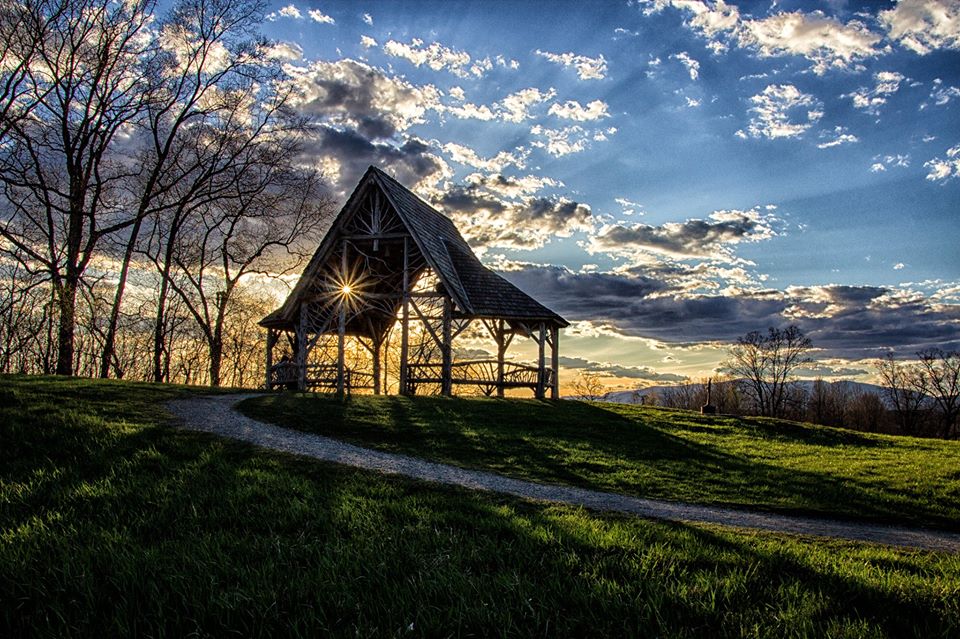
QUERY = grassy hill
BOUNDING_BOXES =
[2,375,960,637]
[240,393,960,531]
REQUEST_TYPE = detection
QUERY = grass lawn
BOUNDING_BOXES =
[239,393,960,531]
[2,375,959,637]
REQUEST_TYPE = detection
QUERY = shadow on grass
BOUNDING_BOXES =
[238,393,960,531]
[3,375,958,636]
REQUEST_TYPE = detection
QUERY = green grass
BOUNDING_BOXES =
[2,375,960,637]
[239,393,960,531]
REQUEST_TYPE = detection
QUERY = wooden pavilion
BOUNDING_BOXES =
[260,166,568,398]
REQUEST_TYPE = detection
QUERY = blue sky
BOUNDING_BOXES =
[258,0,960,387]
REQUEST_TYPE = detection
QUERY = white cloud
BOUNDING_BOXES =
[363,13,373,25]
[499,87,556,122]
[442,143,527,172]
[360,35,377,49]
[847,71,905,114]
[530,125,592,157]
[871,154,911,172]
[924,143,960,182]
[548,99,610,121]
[536,50,608,80]
[925,78,960,108]
[880,0,960,55]
[640,1,884,74]
[817,126,859,149]
[670,51,700,80]
[894,262,906,270]
[308,9,335,24]
[742,84,822,140]
[383,38,487,78]
[685,96,702,108]
[264,41,303,61]
[277,4,301,19]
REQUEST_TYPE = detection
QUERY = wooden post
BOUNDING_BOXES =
[336,303,346,398]
[337,240,347,398]
[296,306,307,391]
[372,336,381,395]
[536,322,546,399]
[441,294,452,396]
[496,319,506,398]
[265,328,276,390]
[399,236,410,396]
[550,325,559,400]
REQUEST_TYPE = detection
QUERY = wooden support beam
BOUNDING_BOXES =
[296,307,307,391]
[337,240,347,398]
[496,319,506,399]
[550,325,560,400]
[399,236,410,396]
[441,295,452,396]
[372,339,381,395]
[536,322,546,400]
[265,329,277,390]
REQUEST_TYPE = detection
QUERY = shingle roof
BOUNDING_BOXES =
[261,166,568,329]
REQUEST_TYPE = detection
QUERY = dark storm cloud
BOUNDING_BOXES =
[559,355,689,382]
[303,126,444,194]
[435,186,593,250]
[500,265,960,358]
[591,212,774,260]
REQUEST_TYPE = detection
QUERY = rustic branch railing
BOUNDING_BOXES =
[269,362,373,394]
[405,359,552,396]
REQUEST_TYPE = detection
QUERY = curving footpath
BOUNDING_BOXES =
[167,394,960,553]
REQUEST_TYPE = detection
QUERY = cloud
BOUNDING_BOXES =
[548,99,610,121]
[588,208,778,262]
[817,126,859,149]
[360,35,377,49]
[268,4,302,20]
[846,71,905,114]
[285,59,441,138]
[382,38,513,79]
[924,143,960,182]
[880,0,960,54]
[308,9,335,24]
[435,184,593,250]
[264,41,304,61]
[924,78,960,108]
[442,143,527,172]
[535,50,608,80]
[302,127,447,195]
[739,84,822,140]
[499,264,960,358]
[499,87,556,122]
[530,124,614,157]
[870,154,910,172]
[670,51,700,80]
[558,356,688,382]
[362,12,373,25]
[640,2,884,74]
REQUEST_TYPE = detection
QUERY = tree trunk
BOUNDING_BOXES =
[54,277,77,375]
[100,218,144,378]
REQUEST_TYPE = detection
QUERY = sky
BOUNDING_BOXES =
[256,0,960,388]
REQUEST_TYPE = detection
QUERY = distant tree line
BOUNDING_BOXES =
[639,326,959,440]
[0,0,333,386]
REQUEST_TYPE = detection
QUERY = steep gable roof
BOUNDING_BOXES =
[261,166,568,330]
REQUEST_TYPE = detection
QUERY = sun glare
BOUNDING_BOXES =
[341,284,353,295]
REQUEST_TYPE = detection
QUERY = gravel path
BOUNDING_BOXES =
[167,394,960,553]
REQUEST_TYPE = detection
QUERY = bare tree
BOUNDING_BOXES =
[876,352,928,436]
[572,371,605,400]
[916,349,960,439]
[98,0,274,378]
[0,0,155,374]
[722,325,813,418]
